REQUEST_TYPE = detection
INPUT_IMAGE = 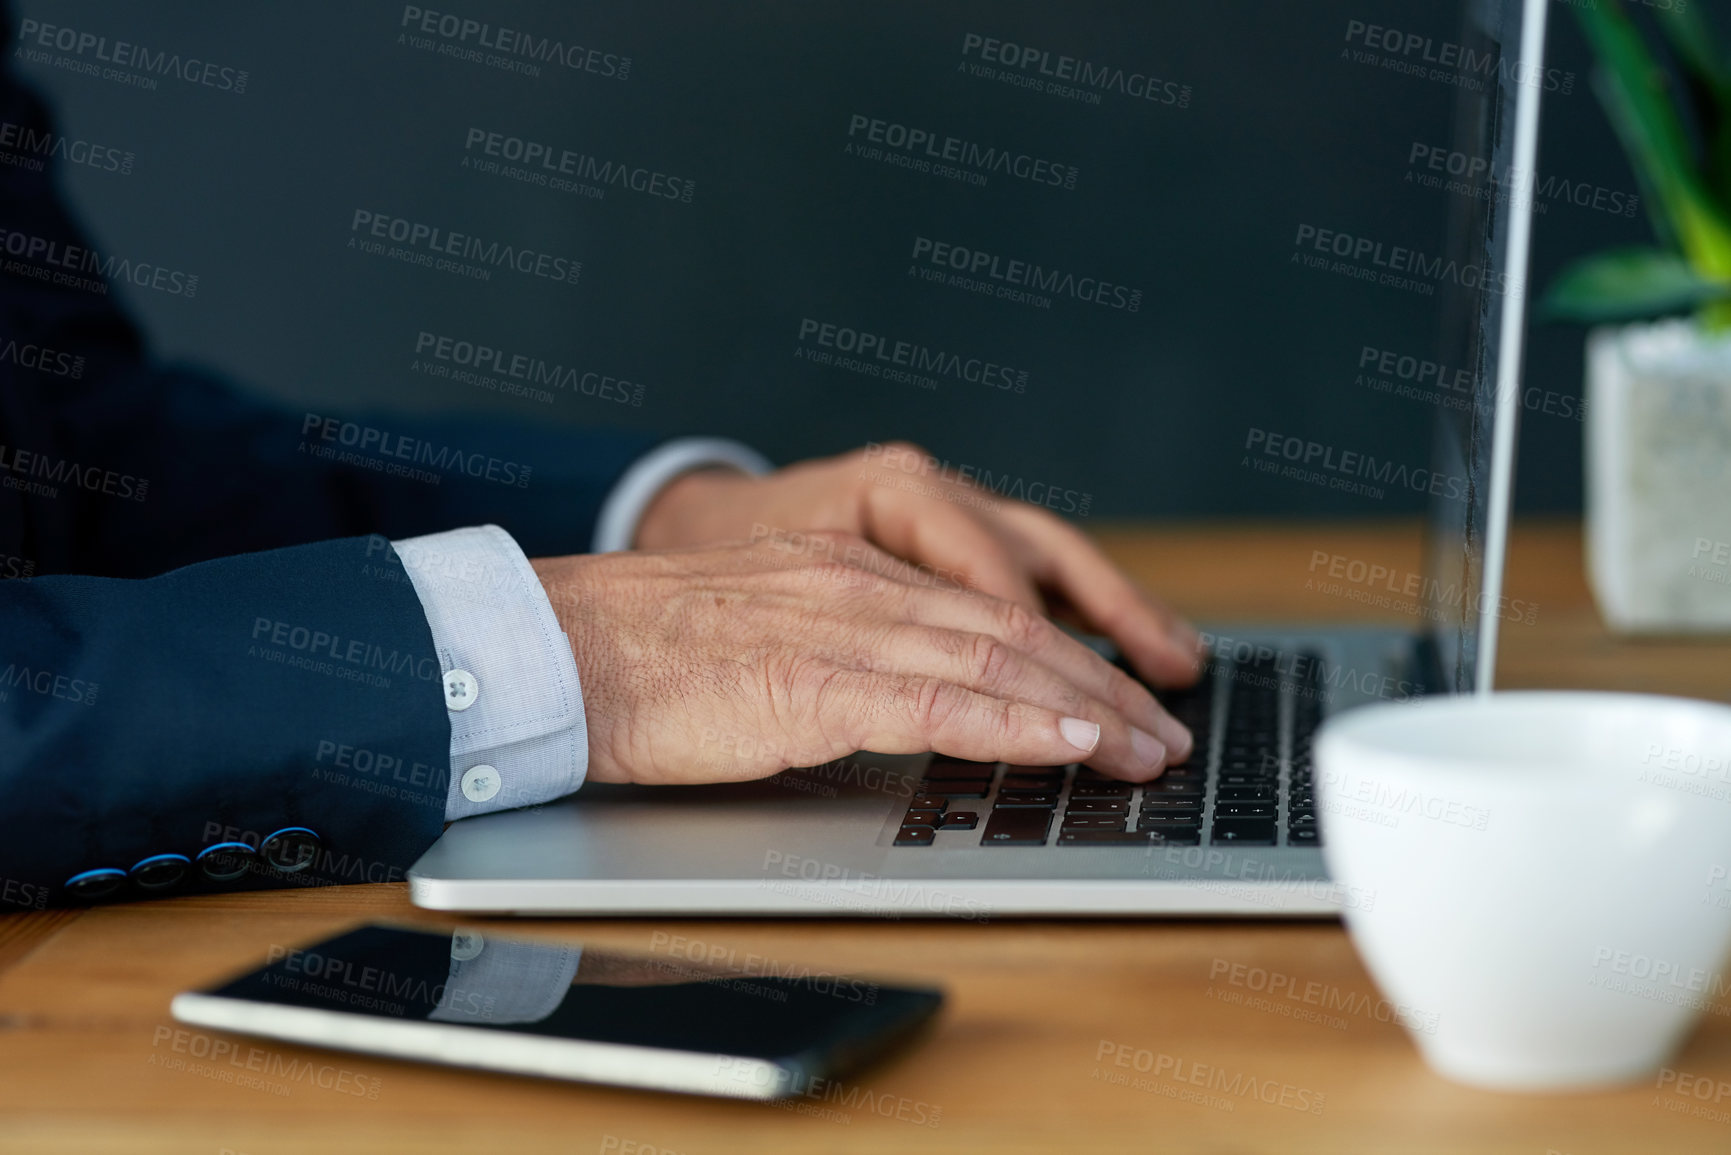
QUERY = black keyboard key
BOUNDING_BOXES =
[904,808,943,825]
[1144,779,1204,796]
[1211,819,1278,846]
[1214,801,1278,818]
[916,781,990,798]
[1140,827,1203,841]
[1002,775,1064,792]
[1139,815,1203,831]
[1059,829,1199,846]
[1215,786,1276,801]
[1006,763,1073,777]
[1070,782,1132,798]
[895,825,936,846]
[1062,816,1128,831]
[1288,828,1322,846]
[941,811,979,830]
[996,790,1060,808]
[982,809,1052,846]
[1065,797,1128,812]
[1135,800,1204,817]
[927,758,998,780]
[909,794,950,811]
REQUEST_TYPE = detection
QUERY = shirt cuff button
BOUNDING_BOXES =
[461,764,501,803]
[443,668,480,711]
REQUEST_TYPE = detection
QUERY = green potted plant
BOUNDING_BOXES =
[1543,0,1731,632]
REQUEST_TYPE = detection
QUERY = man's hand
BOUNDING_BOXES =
[531,534,1193,786]
[634,442,1201,689]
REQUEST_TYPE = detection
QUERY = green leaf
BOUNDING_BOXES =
[1540,247,1731,322]
[1578,2,1731,278]
[1653,4,1731,215]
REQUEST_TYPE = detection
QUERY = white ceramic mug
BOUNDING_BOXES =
[1314,691,1731,1090]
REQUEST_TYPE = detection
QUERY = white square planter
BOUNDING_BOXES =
[1585,319,1731,632]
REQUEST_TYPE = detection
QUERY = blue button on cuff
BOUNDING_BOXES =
[260,827,322,874]
[196,841,257,882]
[64,867,126,901]
[129,853,191,891]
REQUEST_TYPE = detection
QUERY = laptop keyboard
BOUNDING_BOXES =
[893,651,1323,850]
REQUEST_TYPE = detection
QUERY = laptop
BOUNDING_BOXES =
[410,0,1549,917]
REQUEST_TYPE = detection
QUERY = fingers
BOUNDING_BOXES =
[869,625,1172,780]
[857,470,1042,610]
[847,443,1200,688]
[998,504,1204,688]
[737,528,1191,777]
[822,669,1110,770]
[877,577,1194,764]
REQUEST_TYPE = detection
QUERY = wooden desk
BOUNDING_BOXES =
[4,521,1730,1155]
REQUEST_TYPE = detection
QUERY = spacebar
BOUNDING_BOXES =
[1057,829,1200,846]
[981,809,1052,846]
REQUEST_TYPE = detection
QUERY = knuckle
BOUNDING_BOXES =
[907,676,961,734]
[998,600,1049,651]
[965,633,1016,689]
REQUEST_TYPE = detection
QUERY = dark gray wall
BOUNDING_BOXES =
[16,0,1638,517]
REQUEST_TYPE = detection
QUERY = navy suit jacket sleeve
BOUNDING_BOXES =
[0,536,453,907]
[0,24,656,907]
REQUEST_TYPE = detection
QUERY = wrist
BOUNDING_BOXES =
[633,468,748,551]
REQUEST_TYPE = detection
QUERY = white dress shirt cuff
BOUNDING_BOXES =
[590,437,773,553]
[390,525,588,822]
[430,937,582,1026]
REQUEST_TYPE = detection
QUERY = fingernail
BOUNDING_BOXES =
[1130,726,1167,770]
[1161,718,1194,762]
[1059,716,1101,754]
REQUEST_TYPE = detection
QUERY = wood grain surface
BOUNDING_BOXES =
[3,521,1728,1155]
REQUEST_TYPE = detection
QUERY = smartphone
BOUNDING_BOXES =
[171,923,943,1099]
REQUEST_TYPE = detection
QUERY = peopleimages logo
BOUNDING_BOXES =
[0,121,134,175]
[348,210,580,286]
[412,330,643,406]
[909,236,1142,312]
[958,32,1192,108]
[299,412,533,488]
[16,19,249,93]
[462,128,693,203]
[845,114,1079,189]
[1243,427,1469,502]
[1342,19,1575,94]
[398,5,630,78]
[0,226,198,298]
[796,317,1028,393]
[1293,223,1519,297]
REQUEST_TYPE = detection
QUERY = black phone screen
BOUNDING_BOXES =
[195,923,942,1086]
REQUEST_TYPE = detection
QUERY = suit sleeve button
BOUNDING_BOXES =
[260,827,321,873]
[129,854,190,891]
[196,841,257,882]
[64,868,126,901]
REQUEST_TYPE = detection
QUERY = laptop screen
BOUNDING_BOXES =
[1421,0,1548,694]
